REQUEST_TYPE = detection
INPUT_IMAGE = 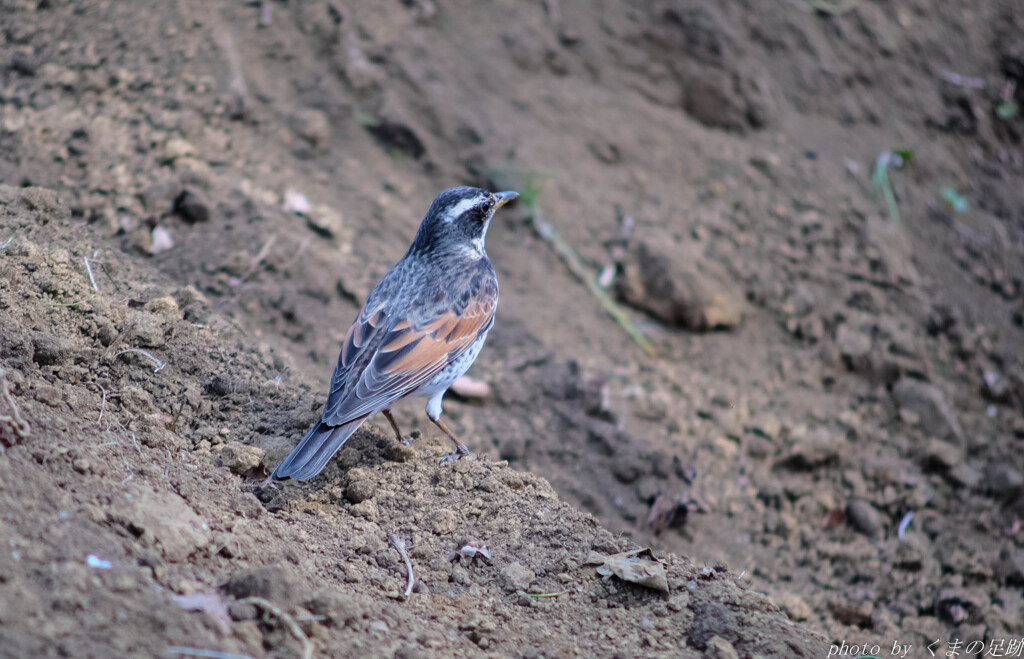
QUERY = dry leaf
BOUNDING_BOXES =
[586,548,669,592]
[148,225,174,255]
[282,187,312,215]
[448,538,492,562]
[450,376,490,399]
[172,591,233,634]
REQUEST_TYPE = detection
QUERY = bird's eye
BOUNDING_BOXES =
[465,204,490,223]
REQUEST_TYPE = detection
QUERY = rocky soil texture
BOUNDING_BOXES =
[1,0,1023,656]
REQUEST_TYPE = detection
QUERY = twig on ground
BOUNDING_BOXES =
[279,236,311,271]
[214,29,251,118]
[872,149,912,225]
[897,511,915,540]
[237,597,313,659]
[169,395,189,432]
[938,69,985,89]
[164,648,256,659]
[84,256,99,291]
[91,383,107,425]
[236,234,276,283]
[1004,80,1018,102]
[388,533,415,598]
[0,368,31,440]
[529,206,655,355]
[952,220,989,246]
[597,214,635,289]
[115,348,166,373]
[98,260,121,292]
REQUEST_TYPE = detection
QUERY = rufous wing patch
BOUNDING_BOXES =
[379,296,494,376]
[323,283,495,426]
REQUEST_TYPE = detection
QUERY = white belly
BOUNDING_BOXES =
[412,331,489,420]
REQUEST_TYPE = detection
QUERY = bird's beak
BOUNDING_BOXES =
[493,191,519,209]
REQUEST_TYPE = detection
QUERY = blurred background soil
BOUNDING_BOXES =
[1,0,1023,655]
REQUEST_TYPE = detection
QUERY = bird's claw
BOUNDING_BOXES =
[400,435,412,447]
[245,474,278,491]
[439,444,475,464]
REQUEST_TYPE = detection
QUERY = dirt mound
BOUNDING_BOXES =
[0,187,822,655]
[2,0,1024,654]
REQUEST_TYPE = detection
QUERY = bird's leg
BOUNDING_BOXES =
[431,416,475,462]
[382,408,411,446]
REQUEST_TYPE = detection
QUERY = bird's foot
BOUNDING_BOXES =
[439,443,475,464]
[244,473,278,491]
[383,430,418,462]
[396,429,421,448]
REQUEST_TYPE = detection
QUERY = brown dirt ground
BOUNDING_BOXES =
[1,0,1023,656]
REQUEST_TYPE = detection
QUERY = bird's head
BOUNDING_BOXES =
[410,186,518,258]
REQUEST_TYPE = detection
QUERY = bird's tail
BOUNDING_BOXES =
[272,418,365,481]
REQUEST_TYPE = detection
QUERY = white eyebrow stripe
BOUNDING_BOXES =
[443,196,483,222]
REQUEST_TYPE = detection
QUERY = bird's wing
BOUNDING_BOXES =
[322,277,496,426]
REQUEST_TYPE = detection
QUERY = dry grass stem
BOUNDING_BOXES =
[388,533,415,598]
[238,597,313,659]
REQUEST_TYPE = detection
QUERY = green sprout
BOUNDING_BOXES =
[489,167,655,356]
[941,187,969,212]
[517,171,544,210]
[872,149,913,225]
[996,100,1019,120]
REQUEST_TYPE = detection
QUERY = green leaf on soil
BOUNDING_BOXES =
[941,187,969,212]
[996,100,1019,120]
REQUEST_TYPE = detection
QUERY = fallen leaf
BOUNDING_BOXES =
[173,591,233,634]
[450,376,490,399]
[282,187,312,215]
[86,554,112,569]
[148,225,174,255]
[448,537,491,562]
[586,548,669,592]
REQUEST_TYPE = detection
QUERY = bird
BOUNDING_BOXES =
[271,186,518,481]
